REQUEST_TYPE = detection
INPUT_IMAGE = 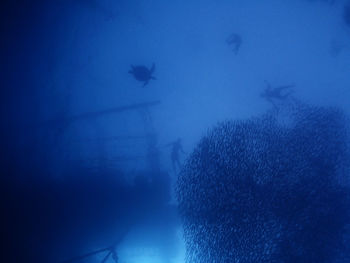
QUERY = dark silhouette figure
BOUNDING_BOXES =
[261,81,294,108]
[226,33,242,54]
[166,138,185,172]
[129,63,156,86]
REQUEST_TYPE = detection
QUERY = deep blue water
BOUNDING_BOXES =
[1,0,350,262]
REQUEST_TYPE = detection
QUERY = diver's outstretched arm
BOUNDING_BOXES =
[277,84,295,90]
[280,90,294,100]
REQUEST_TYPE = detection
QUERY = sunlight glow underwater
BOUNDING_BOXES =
[92,228,186,263]
[96,245,185,263]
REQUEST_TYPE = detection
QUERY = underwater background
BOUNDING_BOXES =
[1,0,350,262]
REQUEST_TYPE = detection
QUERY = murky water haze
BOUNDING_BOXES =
[1,0,350,262]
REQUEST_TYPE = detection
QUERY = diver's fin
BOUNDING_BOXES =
[151,76,156,80]
[143,80,149,87]
[278,84,295,90]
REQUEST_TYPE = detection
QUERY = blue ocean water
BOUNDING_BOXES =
[1,0,350,262]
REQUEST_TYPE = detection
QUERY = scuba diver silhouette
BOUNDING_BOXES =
[165,138,185,173]
[226,33,242,54]
[261,81,294,108]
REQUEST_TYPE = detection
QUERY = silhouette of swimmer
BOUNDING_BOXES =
[226,33,242,54]
[261,81,294,108]
[129,63,156,86]
[166,138,185,173]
